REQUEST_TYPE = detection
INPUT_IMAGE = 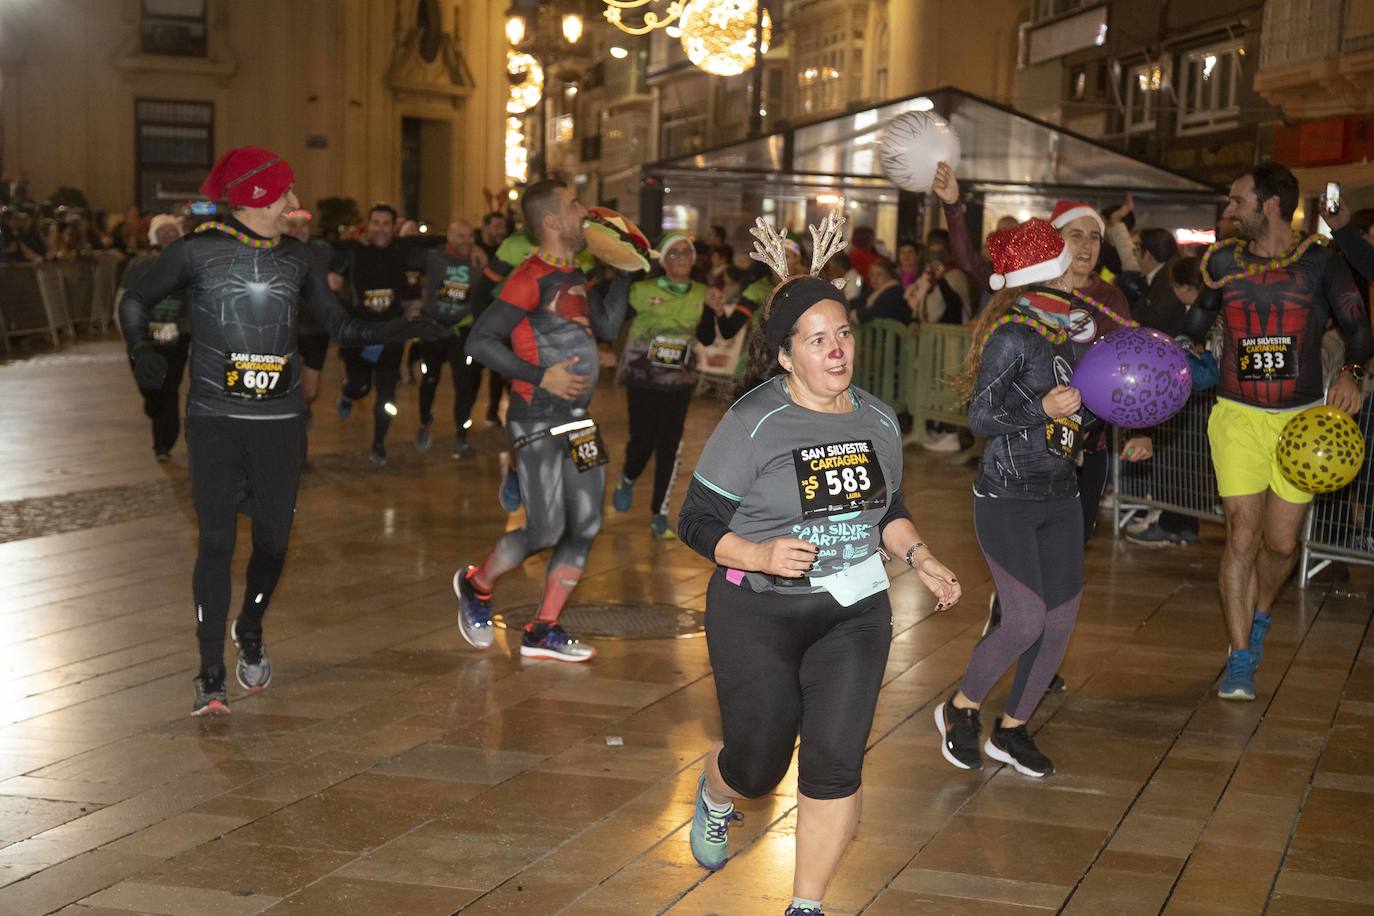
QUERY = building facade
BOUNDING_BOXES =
[536,0,1028,225]
[1015,0,1280,188]
[0,0,510,226]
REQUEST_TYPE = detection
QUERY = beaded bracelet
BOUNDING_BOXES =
[1199,234,1317,289]
[193,221,281,250]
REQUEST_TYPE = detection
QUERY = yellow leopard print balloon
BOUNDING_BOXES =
[1276,406,1365,494]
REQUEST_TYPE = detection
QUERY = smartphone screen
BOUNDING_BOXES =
[1325,182,1341,215]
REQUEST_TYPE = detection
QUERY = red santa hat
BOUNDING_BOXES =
[986,218,1073,291]
[1049,199,1105,234]
[199,146,295,209]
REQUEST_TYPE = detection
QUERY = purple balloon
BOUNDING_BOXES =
[1070,327,1193,427]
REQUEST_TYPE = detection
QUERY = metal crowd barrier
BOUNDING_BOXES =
[911,322,972,428]
[851,318,916,415]
[1300,391,1374,586]
[0,252,120,350]
[1111,388,1374,588]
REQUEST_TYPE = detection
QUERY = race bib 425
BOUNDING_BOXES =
[224,353,292,400]
[792,439,888,520]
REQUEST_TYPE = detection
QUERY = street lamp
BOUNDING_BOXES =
[504,9,526,47]
[562,12,584,45]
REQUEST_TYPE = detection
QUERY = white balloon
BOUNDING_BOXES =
[879,111,962,193]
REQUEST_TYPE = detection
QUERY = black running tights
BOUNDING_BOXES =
[706,571,891,800]
[622,385,692,516]
[187,416,306,672]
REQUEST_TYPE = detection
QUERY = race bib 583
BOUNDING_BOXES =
[791,439,888,520]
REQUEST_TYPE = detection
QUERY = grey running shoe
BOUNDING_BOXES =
[454,566,495,650]
[231,618,272,692]
[521,623,595,662]
[192,664,231,717]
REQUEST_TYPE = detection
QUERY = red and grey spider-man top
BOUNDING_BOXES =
[466,251,630,427]
[1184,238,1371,409]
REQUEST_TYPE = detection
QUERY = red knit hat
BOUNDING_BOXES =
[200,146,295,208]
[986,218,1073,290]
[1049,200,1105,234]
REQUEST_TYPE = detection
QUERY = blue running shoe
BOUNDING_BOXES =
[337,395,352,419]
[1218,648,1255,701]
[521,623,595,662]
[499,467,521,513]
[650,514,677,540]
[689,772,740,870]
[612,477,634,513]
[453,566,494,650]
[1250,612,1271,667]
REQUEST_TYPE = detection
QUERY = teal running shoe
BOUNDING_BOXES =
[689,772,739,870]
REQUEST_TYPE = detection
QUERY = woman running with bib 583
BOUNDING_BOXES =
[678,212,961,916]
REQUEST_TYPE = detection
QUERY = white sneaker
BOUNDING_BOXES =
[923,431,961,452]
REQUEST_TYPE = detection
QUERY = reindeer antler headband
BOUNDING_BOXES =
[752,210,853,357]
[749,210,848,290]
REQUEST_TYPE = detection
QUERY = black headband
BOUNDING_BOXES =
[765,277,842,356]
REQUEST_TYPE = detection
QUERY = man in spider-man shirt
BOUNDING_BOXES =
[1185,162,1371,702]
[119,146,444,716]
[455,178,632,662]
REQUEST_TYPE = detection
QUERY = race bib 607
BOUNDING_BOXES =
[224,353,292,400]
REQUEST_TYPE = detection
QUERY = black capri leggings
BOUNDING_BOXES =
[706,570,892,800]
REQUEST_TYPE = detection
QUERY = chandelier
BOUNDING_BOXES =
[602,0,687,36]
[678,0,771,77]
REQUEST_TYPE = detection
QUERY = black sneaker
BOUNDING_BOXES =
[934,695,982,770]
[191,664,230,717]
[984,717,1054,777]
[1046,674,1067,694]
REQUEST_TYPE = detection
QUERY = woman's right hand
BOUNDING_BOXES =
[1042,385,1081,418]
[753,538,819,578]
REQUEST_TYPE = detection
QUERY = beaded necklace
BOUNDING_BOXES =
[536,248,576,269]
[1071,289,1138,329]
[194,221,281,250]
[978,311,1068,348]
[1199,234,1316,289]
[977,288,1137,349]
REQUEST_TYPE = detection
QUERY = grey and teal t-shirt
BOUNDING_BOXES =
[692,375,903,594]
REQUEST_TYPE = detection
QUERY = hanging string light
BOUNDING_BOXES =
[506,50,543,114]
[602,0,687,36]
[678,0,771,77]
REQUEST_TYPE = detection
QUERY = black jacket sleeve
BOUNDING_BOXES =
[1334,223,1374,287]
[677,477,737,563]
[1322,247,1373,368]
[1183,283,1222,345]
[696,308,717,345]
[715,306,752,339]
[470,257,513,318]
[300,258,387,346]
[967,331,1051,437]
[589,271,632,342]
[119,240,193,355]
